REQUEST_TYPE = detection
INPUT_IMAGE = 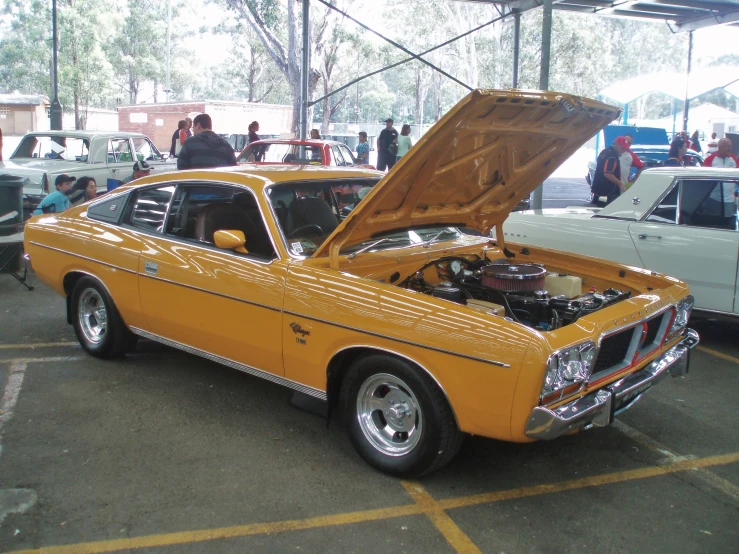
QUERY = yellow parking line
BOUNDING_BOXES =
[8,452,737,554]
[0,342,78,350]
[402,481,482,553]
[696,345,739,365]
[438,452,739,511]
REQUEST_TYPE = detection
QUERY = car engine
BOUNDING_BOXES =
[400,257,631,331]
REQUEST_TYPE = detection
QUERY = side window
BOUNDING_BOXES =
[682,180,738,230]
[332,146,346,166]
[127,186,175,232]
[338,144,356,165]
[109,139,132,163]
[132,137,161,161]
[645,184,678,224]
[165,184,276,259]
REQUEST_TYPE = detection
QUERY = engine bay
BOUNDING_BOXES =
[400,256,632,331]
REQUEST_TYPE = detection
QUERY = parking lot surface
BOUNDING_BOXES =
[0,272,737,554]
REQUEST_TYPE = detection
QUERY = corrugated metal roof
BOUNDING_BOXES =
[457,0,739,32]
[0,94,49,106]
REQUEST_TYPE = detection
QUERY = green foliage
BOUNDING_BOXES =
[0,0,52,95]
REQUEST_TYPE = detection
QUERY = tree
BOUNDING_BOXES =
[0,0,52,96]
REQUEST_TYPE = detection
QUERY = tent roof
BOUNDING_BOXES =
[458,1,739,32]
[597,66,739,104]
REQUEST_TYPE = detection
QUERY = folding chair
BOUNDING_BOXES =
[0,221,33,291]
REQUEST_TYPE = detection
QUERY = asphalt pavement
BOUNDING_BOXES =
[0,258,737,553]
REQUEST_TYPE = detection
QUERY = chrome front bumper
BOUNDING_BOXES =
[525,329,699,441]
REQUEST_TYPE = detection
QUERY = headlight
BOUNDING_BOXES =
[541,341,596,404]
[668,295,694,339]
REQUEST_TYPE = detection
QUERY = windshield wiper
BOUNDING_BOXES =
[592,214,635,221]
[346,238,402,259]
[422,228,459,247]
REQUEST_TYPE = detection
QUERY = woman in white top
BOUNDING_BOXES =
[396,124,413,162]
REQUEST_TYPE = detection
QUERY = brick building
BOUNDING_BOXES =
[117,100,293,152]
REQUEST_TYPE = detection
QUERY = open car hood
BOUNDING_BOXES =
[314,89,620,267]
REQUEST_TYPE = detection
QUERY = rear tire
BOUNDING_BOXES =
[340,354,464,477]
[71,277,137,359]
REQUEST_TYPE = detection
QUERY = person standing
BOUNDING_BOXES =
[395,124,413,163]
[690,130,702,153]
[591,139,626,205]
[664,137,687,167]
[33,174,75,215]
[617,135,645,186]
[169,120,187,158]
[377,118,398,171]
[706,133,719,154]
[356,131,370,165]
[702,138,738,168]
[177,113,237,170]
[185,117,193,138]
[310,129,321,140]
[248,121,260,144]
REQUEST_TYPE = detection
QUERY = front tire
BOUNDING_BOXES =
[340,354,464,477]
[71,277,137,358]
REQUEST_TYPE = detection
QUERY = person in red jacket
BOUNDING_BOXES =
[702,138,738,168]
[617,135,645,186]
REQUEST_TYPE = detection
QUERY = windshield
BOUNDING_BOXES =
[239,143,324,164]
[268,178,380,256]
[12,135,90,162]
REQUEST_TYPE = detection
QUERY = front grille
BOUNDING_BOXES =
[643,315,662,348]
[593,329,634,375]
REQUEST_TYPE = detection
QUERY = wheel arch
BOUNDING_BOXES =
[325,345,459,428]
[62,270,115,325]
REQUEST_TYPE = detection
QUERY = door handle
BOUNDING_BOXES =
[637,234,662,240]
[144,261,158,275]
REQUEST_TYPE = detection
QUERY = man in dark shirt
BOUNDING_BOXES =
[377,118,398,171]
[177,113,237,170]
[592,138,627,205]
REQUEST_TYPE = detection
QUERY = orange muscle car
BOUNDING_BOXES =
[24,89,698,476]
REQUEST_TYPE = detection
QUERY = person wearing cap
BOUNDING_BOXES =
[177,113,237,170]
[377,118,398,171]
[591,138,627,205]
[121,160,151,184]
[617,135,645,187]
[33,174,75,215]
[356,131,370,165]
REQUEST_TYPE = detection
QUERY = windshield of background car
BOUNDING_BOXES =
[11,135,90,161]
[238,143,323,164]
[267,178,379,256]
[132,137,163,160]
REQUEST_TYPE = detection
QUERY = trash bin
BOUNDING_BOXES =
[0,174,25,273]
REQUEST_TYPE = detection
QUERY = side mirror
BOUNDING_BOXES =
[213,230,249,254]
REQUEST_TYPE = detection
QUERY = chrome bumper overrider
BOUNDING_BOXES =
[525,329,699,441]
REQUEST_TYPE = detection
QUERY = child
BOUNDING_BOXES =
[33,174,75,215]
[356,131,370,165]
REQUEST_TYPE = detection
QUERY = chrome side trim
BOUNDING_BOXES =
[29,242,137,274]
[286,310,511,368]
[138,273,282,313]
[129,326,327,401]
[329,344,460,427]
[692,307,739,320]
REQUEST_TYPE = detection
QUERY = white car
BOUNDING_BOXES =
[502,167,739,318]
[1,130,175,216]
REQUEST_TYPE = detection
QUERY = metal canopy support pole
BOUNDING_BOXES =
[300,0,310,140]
[165,0,171,102]
[682,30,693,133]
[533,0,553,210]
[512,11,521,88]
[49,0,63,130]
[622,103,629,124]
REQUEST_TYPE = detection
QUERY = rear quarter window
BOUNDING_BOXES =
[87,193,130,225]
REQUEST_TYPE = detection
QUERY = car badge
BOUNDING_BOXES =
[109,204,117,211]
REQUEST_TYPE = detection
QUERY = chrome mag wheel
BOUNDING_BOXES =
[356,373,423,457]
[78,287,107,345]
